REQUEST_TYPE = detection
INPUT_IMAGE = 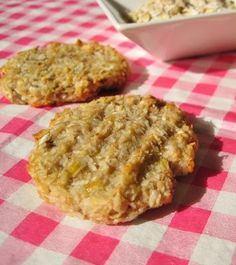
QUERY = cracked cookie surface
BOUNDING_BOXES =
[28,95,198,224]
[0,40,129,106]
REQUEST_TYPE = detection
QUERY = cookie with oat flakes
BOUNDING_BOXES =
[28,95,198,224]
[0,40,129,107]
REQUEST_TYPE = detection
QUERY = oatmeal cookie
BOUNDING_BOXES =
[0,40,129,107]
[28,95,198,224]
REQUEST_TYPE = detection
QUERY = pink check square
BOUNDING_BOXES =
[15,37,35,45]
[4,159,31,182]
[32,15,48,22]
[0,33,7,40]
[0,117,33,136]
[135,58,155,67]
[71,232,119,265]
[192,166,227,190]
[12,25,29,31]
[148,251,188,265]
[153,77,177,89]
[118,41,136,49]
[56,17,72,23]
[9,12,25,19]
[193,83,217,96]
[224,111,236,123]
[169,205,211,233]
[12,212,58,245]
[211,136,236,154]
[71,9,86,16]
[37,27,54,33]
[180,103,203,116]
[206,68,227,77]
[168,63,190,72]
[0,95,11,102]
[80,22,96,28]
[63,31,78,37]
[90,35,108,42]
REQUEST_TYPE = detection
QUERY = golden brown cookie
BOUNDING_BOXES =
[28,95,198,224]
[0,40,129,107]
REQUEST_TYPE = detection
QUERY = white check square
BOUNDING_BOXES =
[165,88,190,103]
[2,137,34,159]
[213,191,236,216]
[0,105,28,117]
[61,215,94,231]
[23,247,66,265]
[207,97,232,111]
[180,72,202,83]
[36,112,55,127]
[8,183,42,211]
[122,221,167,250]
[0,231,7,245]
[220,78,236,89]
[230,158,236,173]
[191,234,235,265]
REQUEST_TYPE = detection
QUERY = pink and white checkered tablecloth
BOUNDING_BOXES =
[0,0,236,264]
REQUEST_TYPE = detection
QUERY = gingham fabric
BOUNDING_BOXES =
[0,0,236,264]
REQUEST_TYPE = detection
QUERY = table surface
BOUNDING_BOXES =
[0,0,236,265]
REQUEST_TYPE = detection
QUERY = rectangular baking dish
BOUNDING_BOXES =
[97,0,236,61]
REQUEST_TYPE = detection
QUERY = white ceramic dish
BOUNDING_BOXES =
[97,0,236,61]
